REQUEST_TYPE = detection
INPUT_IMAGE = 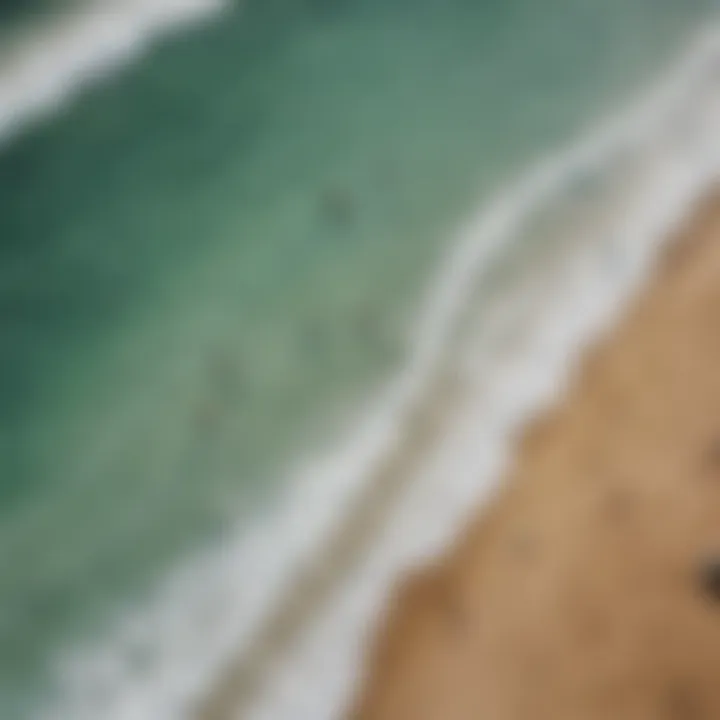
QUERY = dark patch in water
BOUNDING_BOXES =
[353,306,390,356]
[319,186,357,227]
[206,347,244,398]
[302,0,351,20]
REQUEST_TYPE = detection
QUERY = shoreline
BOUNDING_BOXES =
[350,190,720,719]
[35,23,720,720]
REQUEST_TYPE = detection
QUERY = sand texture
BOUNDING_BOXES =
[350,193,720,720]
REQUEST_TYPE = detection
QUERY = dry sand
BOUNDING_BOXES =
[350,192,720,720]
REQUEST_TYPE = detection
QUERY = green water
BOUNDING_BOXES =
[0,0,715,715]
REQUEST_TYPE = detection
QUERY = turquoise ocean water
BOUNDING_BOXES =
[0,0,718,717]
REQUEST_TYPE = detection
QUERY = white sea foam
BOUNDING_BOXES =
[0,0,229,143]
[40,20,720,720]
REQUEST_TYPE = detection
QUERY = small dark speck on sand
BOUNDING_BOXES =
[601,487,634,524]
[698,557,720,603]
[665,682,703,720]
[435,589,467,634]
[703,437,720,472]
[508,530,537,563]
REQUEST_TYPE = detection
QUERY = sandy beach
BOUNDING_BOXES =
[349,190,720,720]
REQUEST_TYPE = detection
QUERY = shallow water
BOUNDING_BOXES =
[0,0,717,717]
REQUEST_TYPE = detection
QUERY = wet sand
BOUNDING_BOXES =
[350,191,720,720]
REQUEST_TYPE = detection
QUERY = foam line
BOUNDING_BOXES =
[0,0,229,143]
[41,21,720,720]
